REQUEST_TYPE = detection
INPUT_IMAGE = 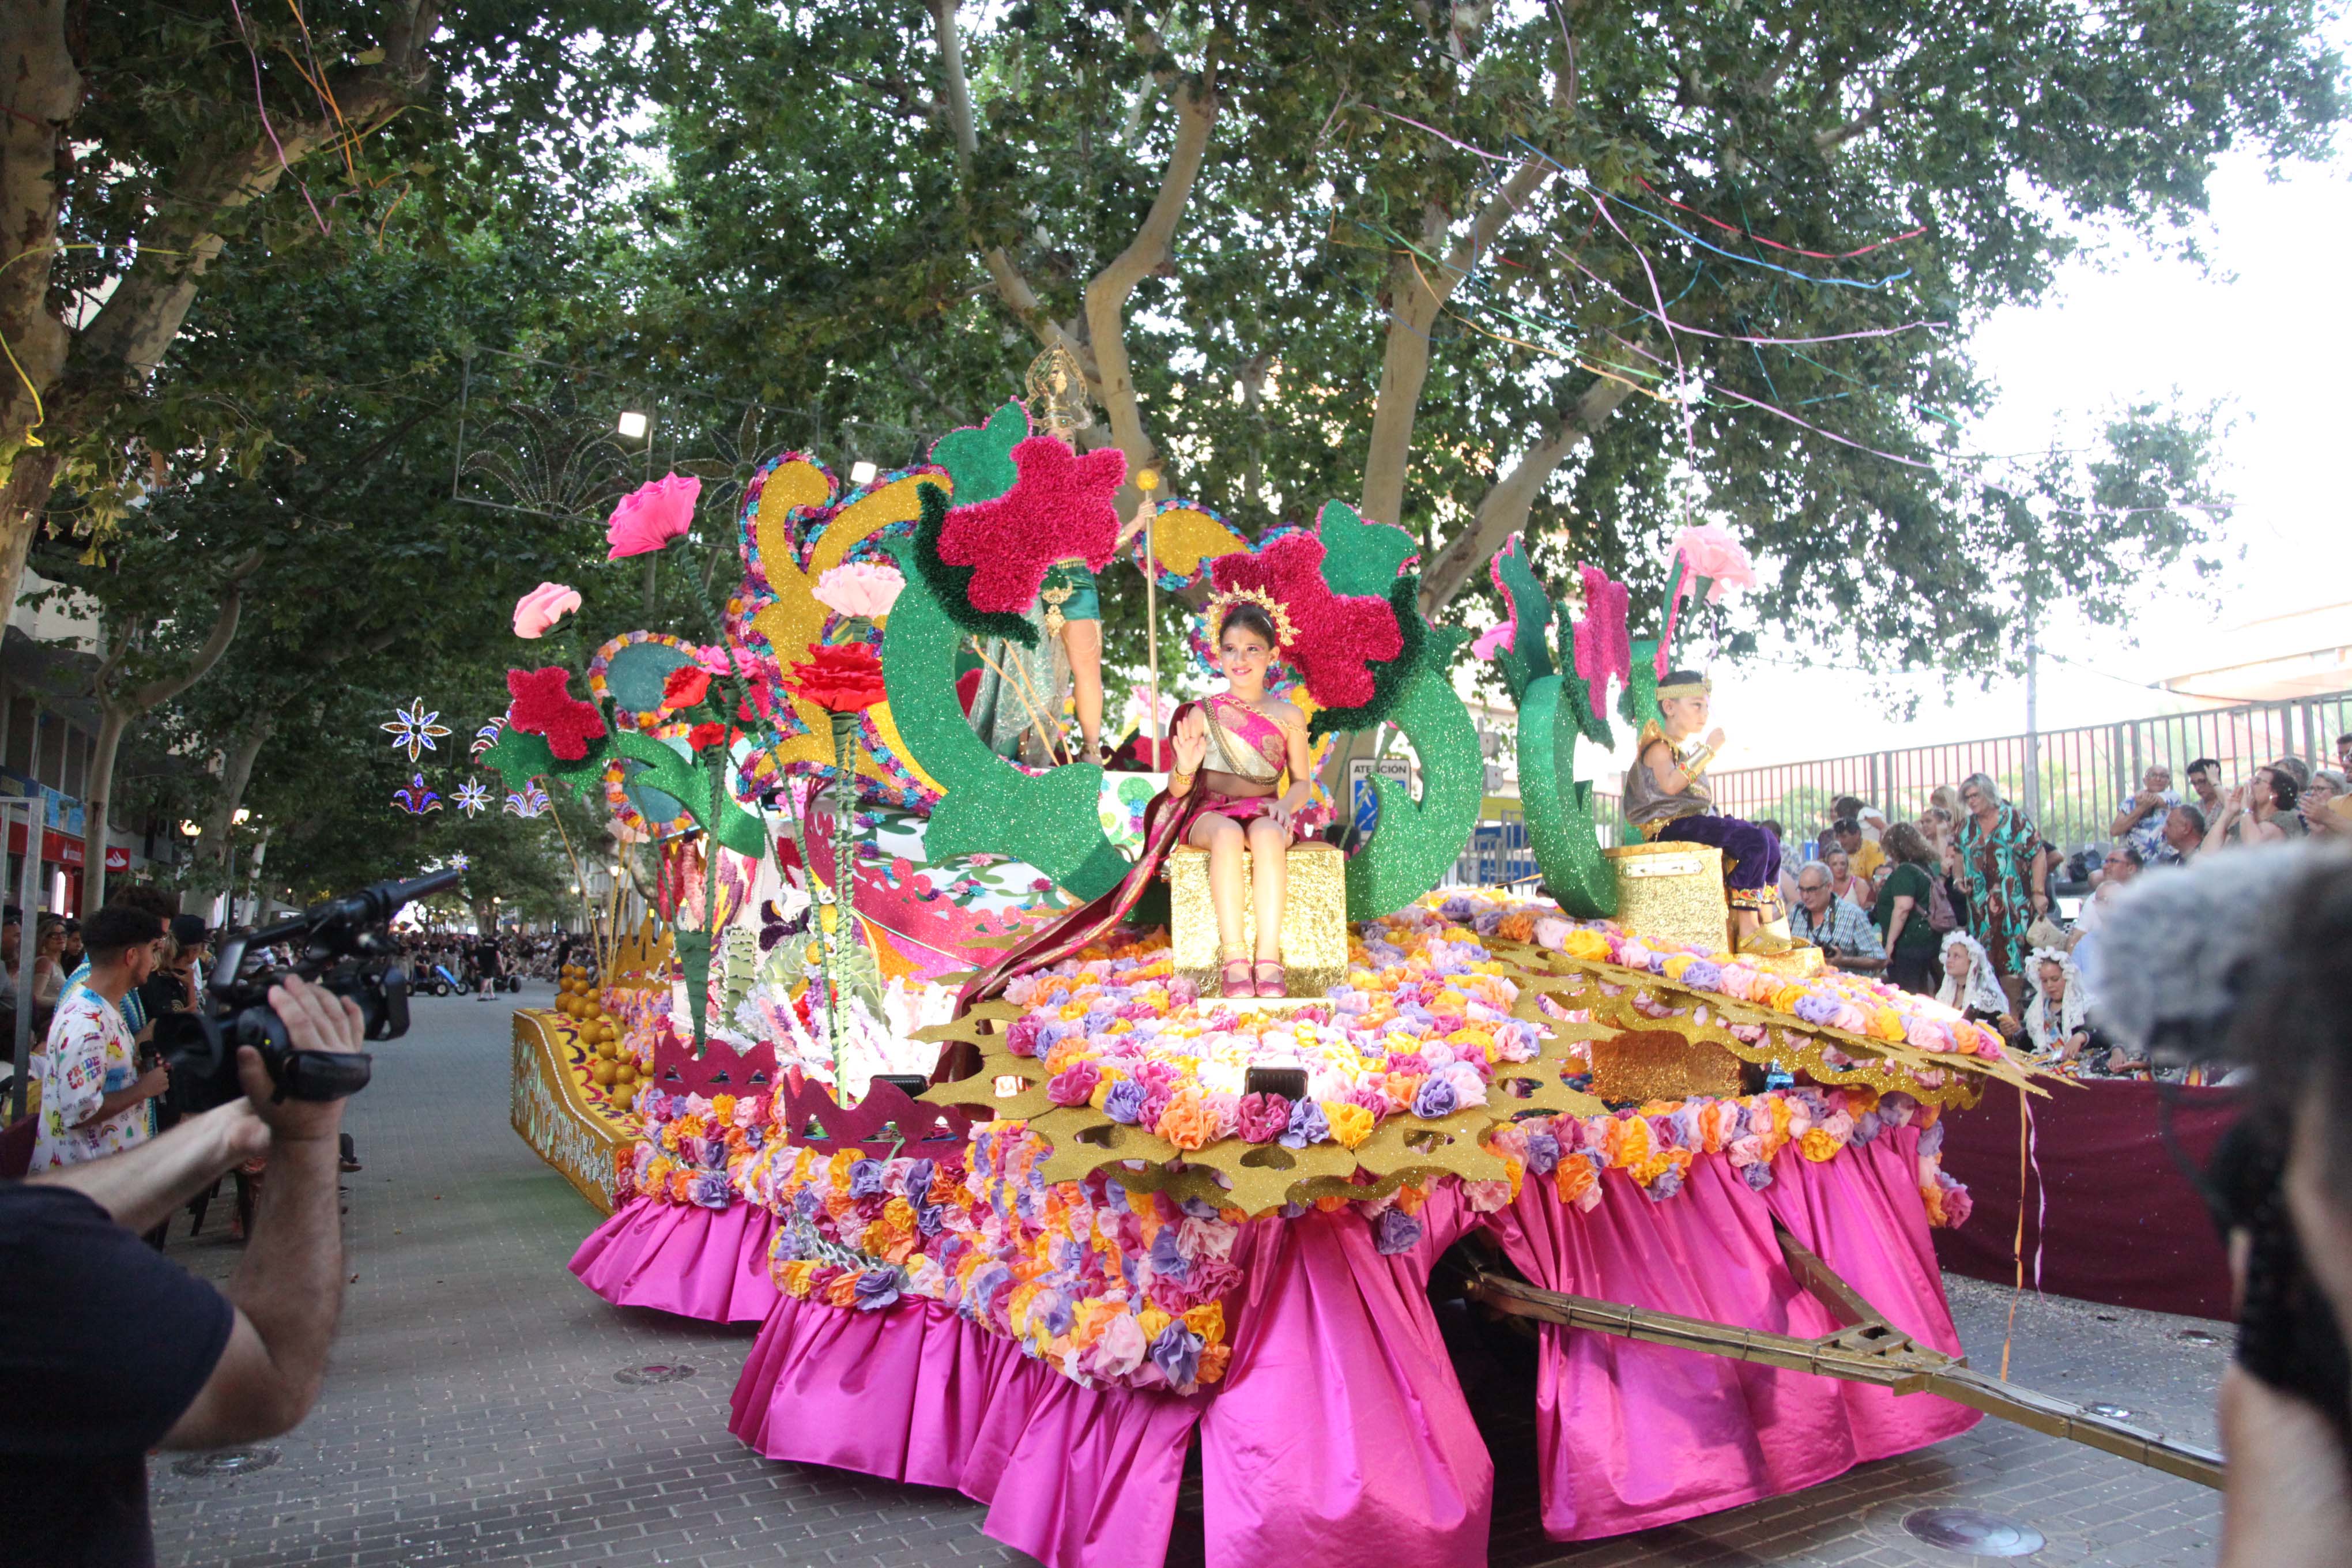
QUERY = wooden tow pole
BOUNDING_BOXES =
[1452,1222,2223,1490]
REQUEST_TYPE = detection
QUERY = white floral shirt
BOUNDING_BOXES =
[31,989,148,1170]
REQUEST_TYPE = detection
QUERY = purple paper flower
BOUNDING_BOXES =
[1917,1120,1945,1158]
[1148,1227,1191,1281]
[1280,1099,1330,1149]
[792,1187,821,1219]
[853,1269,902,1311]
[1849,1110,1882,1147]
[1793,994,1841,1027]
[1103,1079,1147,1124]
[902,1158,936,1201]
[688,1170,732,1209]
[1740,1160,1776,1192]
[847,1159,887,1198]
[1682,959,1723,990]
[1645,1166,1683,1201]
[1412,1076,1458,1120]
[1522,1131,1561,1175]
[1137,1085,1174,1132]
[1373,1207,1424,1255]
[1148,1324,1202,1389]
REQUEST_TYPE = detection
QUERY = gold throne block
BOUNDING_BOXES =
[1169,842,1348,998]
[1604,840,1731,954]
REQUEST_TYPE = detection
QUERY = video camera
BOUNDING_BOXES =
[157,869,460,1113]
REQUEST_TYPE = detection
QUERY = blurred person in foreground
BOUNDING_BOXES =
[0,971,361,1565]
[2090,847,2352,1563]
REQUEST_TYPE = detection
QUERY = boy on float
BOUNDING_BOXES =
[1621,669,1786,948]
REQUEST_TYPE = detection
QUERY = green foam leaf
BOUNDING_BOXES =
[1315,499,1420,599]
[929,402,1026,506]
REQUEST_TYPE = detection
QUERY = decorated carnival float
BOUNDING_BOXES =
[485,352,2203,1568]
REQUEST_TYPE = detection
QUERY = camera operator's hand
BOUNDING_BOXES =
[235,973,365,1144]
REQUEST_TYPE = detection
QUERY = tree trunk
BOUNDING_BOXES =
[0,2,443,631]
[81,705,129,911]
[239,826,274,927]
[1418,374,1642,609]
[81,571,251,913]
[205,715,277,880]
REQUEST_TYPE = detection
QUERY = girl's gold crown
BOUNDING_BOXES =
[1203,584,1299,650]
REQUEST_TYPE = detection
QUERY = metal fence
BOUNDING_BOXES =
[1446,688,2352,885]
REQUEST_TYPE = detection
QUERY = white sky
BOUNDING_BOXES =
[1705,130,2352,770]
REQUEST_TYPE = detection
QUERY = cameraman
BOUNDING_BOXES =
[0,973,361,1565]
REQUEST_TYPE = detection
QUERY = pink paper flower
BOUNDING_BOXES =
[1671,523,1757,604]
[813,561,907,621]
[1572,565,1632,692]
[605,473,702,559]
[1471,620,1517,661]
[512,582,581,639]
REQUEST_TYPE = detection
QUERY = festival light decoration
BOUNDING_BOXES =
[504,783,551,818]
[452,779,492,816]
[382,698,453,764]
[470,718,506,755]
[393,774,443,815]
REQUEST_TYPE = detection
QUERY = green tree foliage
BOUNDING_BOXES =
[611,0,2333,684]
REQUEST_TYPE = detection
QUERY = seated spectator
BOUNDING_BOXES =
[2155,802,2204,866]
[2339,732,2352,773]
[2106,763,2180,864]
[1935,929,2021,1042]
[28,909,169,1172]
[2076,845,2143,931]
[2183,756,2226,821]
[2302,770,2346,838]
[2205,768,2300,850]
[2021,947,2090,1064]
[1831,816,1886,882]
[1790,860,1882,962]
[1872,822,1944,994]
[1823,843,1872,907]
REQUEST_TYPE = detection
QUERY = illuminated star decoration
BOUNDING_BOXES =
[451,779,492,816]
[393,774,443,815]
[450,851,472,872]
[383,698,454,765]
[470,718,507,756]
[503,783,551,819]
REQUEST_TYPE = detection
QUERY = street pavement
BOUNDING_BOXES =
[146,983,2232,1568]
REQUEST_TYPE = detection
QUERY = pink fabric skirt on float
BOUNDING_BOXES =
[718,1128,1978,1568]
[568,1197,780,1324]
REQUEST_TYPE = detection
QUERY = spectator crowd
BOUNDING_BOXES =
[1751,735,2352,1079]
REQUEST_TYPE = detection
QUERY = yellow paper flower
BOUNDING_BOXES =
[1324,1100,1375,1149]
[1182,1302,1226,1345]
[1799,1128,1843,1162]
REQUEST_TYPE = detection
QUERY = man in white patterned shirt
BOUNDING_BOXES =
[1789,861,1880,960]
[30,907,168,1171]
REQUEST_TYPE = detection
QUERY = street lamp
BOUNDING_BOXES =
[616,410,649,440]
[850,460,879,485]
[178,820,202,838]
[232,808,251,826]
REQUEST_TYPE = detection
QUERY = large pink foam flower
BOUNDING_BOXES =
[512,582,581,639]
[813,561,906,621]
[606,473,702,559]
[1572,565,1632,693]
[1671,523,1757,603]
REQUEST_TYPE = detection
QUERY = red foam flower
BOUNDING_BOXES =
[934,435,1128,614]
[785,641,887,713]
[662,665,712,710]
[507,668,608,760]
[687,721,740,752]
[1210,533,1401,708]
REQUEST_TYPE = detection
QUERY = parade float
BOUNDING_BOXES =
[484,357,2206,1568]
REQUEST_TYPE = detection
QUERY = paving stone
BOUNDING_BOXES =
[146,982,2229,1567]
